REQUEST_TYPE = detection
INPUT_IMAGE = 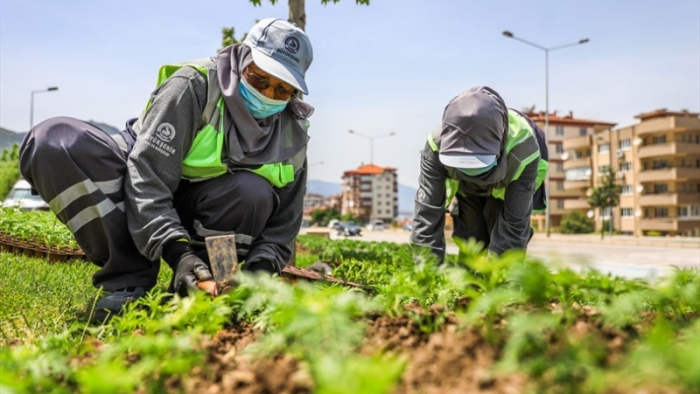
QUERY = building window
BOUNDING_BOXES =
[556,181,564,190]
[555,126,564,136]
[602,207,612,219]
[555,144,564,153]
[621,231,633,236]
[621,208,633,217]
[565,167,591,181]
[556,200,565,209]
[652,159,668,169]
[556,162,564,172]
[597,143,610,153]
[678,204,700,218]
[654,207,669,218]
[653,183,668,194]
[579,127,587,136]
[621,184,633,194]
[598,165,610,174]
[651,135,667,145]
[619,139,631,151]
[619,162,632,172]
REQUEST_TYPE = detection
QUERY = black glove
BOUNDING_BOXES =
[163,239,213,297]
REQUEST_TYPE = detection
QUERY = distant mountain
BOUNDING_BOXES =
[0,127,27,151]
[398,184,417,215]
[307,179,342,196]
[88,120,121,135]
[307,179,416,214]
[0,121,121,152]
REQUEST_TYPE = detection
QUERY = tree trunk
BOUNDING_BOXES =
[288,0,306,31]
[600,208,605,240]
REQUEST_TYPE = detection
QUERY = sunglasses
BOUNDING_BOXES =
[244,68,297,101]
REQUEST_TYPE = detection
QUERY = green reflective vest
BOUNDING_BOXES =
[148,58,304,188]
[428,109,548,210]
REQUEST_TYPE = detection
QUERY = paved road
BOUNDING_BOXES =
[301,228,700,280]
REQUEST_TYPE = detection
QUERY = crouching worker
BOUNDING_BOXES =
[411,86,548,263]
[19,18,314,321]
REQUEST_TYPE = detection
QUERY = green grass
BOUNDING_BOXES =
[0,252,173,344]
[0,219,698,393]
[0,253,96,343]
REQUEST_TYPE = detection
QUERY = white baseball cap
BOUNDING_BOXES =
[243,18,313,94]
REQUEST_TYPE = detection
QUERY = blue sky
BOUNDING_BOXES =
[1,0,698,188]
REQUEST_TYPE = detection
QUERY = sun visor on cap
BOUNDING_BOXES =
[439,153,497,169]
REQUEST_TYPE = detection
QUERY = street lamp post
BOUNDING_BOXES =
[30,87,59,130]
[348,130,395,164]
[502,30,589,237]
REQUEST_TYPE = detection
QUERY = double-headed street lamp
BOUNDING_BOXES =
[30,86,59,130]
[348,129,395,164]
[502,30,589,237]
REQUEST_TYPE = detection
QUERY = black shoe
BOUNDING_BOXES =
[93,287,148,323]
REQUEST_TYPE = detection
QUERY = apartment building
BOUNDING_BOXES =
[525,111,616,230]
[303,192,325,211]
[562,109,700,237]
[341,164,398,223]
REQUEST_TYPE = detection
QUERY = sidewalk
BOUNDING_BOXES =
[300,227,700,250]
[531,233,700,249]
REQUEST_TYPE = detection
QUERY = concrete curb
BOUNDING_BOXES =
[531,234,700,249]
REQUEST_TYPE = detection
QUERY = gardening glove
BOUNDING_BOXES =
[163,239,214,297]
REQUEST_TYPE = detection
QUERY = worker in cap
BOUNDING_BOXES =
[20,18,314,321]
[411,86,548,263]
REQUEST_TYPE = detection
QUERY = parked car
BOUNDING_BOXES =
[402,223,412,232]
[337,221,362,236]
[327,219,340,230]
[2,179,49,211]
[366,220,385,231]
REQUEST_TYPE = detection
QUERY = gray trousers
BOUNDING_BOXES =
[19,117,277,291]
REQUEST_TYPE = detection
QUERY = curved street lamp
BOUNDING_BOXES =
[30,86,59,130]
[348,129,395,164]
[502,30,589,237]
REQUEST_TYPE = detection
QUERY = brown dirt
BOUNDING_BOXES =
[363,314,528,394]
[184,322,313,394]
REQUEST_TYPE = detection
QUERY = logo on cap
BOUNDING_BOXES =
[284,36,300,54]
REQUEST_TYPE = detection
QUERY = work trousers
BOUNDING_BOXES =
[452,194,534,252]
[19,117,277,291]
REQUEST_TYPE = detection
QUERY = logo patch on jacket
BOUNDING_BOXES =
[156,123,176,142]
[147,123,176,157]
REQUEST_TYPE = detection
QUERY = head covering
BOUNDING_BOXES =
[438,86,508,169]
[243,18,313,94]
[216,44,313,166]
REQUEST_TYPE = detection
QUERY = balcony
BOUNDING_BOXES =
[635,117,689,135]
[564,198,589,210]
[563,157,591,171]
[563,135,591,150]
[637,142,700,159]
[637,167,700,183]
[639,218,679,232]
[563,179,591,190]
[638,192,700,206]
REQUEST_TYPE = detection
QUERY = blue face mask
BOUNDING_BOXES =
[238,78,288,119]
[458,161,497,176]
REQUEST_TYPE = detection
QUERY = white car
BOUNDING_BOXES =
[2,179,49,211]
[367,220,385,231]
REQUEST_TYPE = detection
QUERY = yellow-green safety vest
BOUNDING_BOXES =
[147,58,306,188]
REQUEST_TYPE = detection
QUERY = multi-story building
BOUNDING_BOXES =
[562,109,700,237]
[303,192,325,212]
[341,164,398,223]
[525,111,616,230]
